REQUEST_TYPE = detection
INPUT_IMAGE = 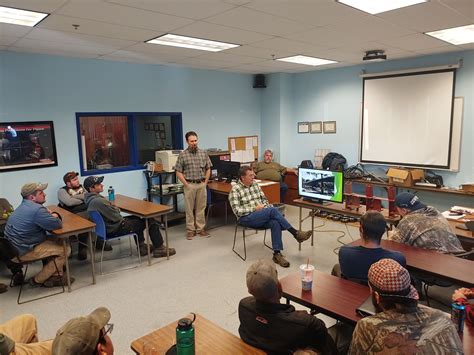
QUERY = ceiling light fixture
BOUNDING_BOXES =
[276,55,337,66]
[336,0,427,15]
[425,24,474,45]
[0,6,48,27]
[363,50,387,62]
[146,34,239,52]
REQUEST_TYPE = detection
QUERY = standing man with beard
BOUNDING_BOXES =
[175,131,212,240]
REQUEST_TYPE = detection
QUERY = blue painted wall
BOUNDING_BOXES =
[0,52,261,206]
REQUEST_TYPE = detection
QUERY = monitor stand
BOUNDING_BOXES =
[225,175,233,183]
[303,197,331,205]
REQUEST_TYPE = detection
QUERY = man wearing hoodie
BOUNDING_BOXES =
[389,192,464,254]
[83,176,175,258]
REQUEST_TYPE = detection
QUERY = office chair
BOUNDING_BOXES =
[0,237,65,304]
[88,211,141,274]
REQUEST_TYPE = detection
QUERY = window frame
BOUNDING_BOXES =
[76,112,183,176]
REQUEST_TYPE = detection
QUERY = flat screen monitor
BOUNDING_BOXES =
[218,161,240,182]
[298,168,343,204]
[0,121,58,172]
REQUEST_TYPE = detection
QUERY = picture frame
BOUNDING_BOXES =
[310,121,322,134]
[323,121,337,134]
[298,122,310,134]
[0,121,58,172]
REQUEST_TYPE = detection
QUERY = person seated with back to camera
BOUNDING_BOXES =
[229,166,312,268]
[239,259,337,354]
[253,149,297,203]
[83,176,176,258]
[332,211,406,284]
[58,171,112,260]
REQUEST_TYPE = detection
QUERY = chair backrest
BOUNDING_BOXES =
[0,236,19,261]
[88,211,107,241]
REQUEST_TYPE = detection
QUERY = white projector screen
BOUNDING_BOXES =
[360,69,456,169]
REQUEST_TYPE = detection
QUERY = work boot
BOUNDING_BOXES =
[77,246,88,261]
[186,231,195,240]
[294,230,312,243]
[96,240,113,251]
[12,271,24,286]
[43,275,75,288]
[153,245,177,258]
[198,230,210,238]
[139,243,153,256]
[272,253,290,268]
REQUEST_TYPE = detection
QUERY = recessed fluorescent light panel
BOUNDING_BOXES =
[276,55,337,66]
[336,0,427,15]
[146,34,239,52]
[0,6,48,27]
[426,24,474,45]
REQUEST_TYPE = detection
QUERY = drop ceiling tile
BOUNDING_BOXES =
[103,49,184,63]
[173,21,272,45]
[438,0,474,21]
[105,0,237,20]
[0,23,32,38]
[38,14,160,41]
[13,37,114,55]
[173,56,234,68]
[206,6,313,36]
[0,0,68,13]
[415,44,466,55]
[126,42,205,58]
[379,33,454,51]
[250,37,327,54]
[224,45,293,59]
[379,1,471,32]
[193,51,265,65]
[99,52,170,65]
[284,26,359,49]
[459,43,474,50]
[0,35,17,46]
[244,0,361,27]
[8,46,99,59]
[26,28,136,49]
[57,0,193,32]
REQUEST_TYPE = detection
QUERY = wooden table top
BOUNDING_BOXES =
[130,313,265,355]
[348,239,474,286]
[293,198,400,224]
[114,194,172,218]
[280,271,473,354]
[48,205,95,235]
[208,180,279,194]
[449,220,474,240]
[280,271,369,324]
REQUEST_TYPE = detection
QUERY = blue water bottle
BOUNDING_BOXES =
[107,186,115,202]
[176,313,196,355]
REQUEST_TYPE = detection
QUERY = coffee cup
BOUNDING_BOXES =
[300,264,315,291]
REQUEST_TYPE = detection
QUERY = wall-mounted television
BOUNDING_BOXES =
[298,168,344,204]
[0,121,58,172]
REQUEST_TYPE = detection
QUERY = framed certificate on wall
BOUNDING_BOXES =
[298,122,310,134]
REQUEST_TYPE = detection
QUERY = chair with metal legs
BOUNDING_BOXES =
[232,222,273,261]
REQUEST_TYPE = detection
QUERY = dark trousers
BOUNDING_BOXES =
[112,216,164,248]
[280,182,288,203]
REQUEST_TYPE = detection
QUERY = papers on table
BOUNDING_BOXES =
[442,211,465,220]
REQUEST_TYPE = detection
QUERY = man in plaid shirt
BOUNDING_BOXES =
[175,131,212,240]
[229,166,312,267]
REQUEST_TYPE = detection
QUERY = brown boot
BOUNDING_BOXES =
[186,231,195,240]
[198,230,210,238]
[295,230,312,243]
[272,253,290,268]
[153,245,177,258]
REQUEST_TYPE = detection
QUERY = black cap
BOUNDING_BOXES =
[83,176,104,192]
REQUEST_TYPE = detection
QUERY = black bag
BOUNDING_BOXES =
[322,152,347,171]
[425,171,444,187]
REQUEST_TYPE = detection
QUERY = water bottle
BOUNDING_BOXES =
[107,186,115,202]
[176,313,196,355]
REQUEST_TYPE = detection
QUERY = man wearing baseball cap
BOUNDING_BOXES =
[238,259,336,354]
[52,307,114,354]
[349,259,463,354]
[389,192,464,254]
[84,176,176,258]
[58,172,112,260]
[4,182,73,287]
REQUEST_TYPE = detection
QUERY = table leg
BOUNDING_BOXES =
[299,207,302,251]
[88,231,96,285]
[145,218,152,266]
[165,214,169,260]
[63,239,71,292]
[311,210,314,246]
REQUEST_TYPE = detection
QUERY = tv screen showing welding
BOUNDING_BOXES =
[298,168,343,203]
[0,121,58,172]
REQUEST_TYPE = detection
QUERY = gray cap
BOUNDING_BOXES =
[21,182,48,198]
[246,259,279,301]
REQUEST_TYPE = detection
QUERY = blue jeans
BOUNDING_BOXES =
[239,207,292,252]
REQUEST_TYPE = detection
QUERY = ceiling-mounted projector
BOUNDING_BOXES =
[363,50,387,62]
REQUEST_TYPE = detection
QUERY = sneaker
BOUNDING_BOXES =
[96,240,113,251]
[198,230,210,238]
[272,253,290,268]
[0,283,7,294]
[294,230,312,243]
[153,246,177,258]
[77,247,88,261]
[12,271,24,286]
[186,231,195,240]
[42,275,75,288]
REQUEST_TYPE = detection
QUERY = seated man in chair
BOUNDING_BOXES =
[229,166,312,267]
[4,182,73,287]
[253,149,297,203]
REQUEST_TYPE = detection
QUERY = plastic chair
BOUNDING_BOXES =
[88,211,141,274]
[0,237,65,304]
[232,222,272,261]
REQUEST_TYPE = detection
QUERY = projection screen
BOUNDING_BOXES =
[360,69,456,169]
